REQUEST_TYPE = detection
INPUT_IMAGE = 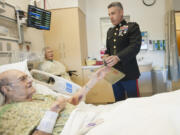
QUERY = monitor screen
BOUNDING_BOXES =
[27,5,51,30]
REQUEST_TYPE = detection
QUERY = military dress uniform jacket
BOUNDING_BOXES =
[105,20,142,81]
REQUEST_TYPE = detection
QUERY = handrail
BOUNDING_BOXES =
[0,36,18,42]
[0,1,16,10]
[0,14,16,23]
[0,1,23,44]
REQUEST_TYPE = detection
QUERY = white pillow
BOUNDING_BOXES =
[0,60,31,106]
[0,60,31,76]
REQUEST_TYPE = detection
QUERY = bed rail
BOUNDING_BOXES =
[31,69,81,96]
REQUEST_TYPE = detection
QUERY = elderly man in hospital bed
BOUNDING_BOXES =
[38,47,71,81]
[0,67,180,135]
[0,66,110,135]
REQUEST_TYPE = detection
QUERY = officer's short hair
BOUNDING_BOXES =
[108,2,123,10]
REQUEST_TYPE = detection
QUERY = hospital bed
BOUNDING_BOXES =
[32,73,180,135]
[31,69,81,97]
[0,60,180,135]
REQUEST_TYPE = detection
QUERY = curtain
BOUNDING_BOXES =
[165,10,180,81]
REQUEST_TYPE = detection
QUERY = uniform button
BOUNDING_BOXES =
[114,33,117,36]
[114,46,116,49]
[113,39,116,42]
[116,28,118,31]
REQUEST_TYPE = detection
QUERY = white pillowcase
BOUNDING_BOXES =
[0,60,31,106]
[0,60,31,76]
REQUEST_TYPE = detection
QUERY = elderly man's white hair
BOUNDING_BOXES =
[42,46,52,58]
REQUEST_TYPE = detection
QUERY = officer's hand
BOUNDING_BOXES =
[105,55,120,67]
[102,54,109,60]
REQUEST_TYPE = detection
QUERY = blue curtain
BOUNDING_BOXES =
[165,10,180,81]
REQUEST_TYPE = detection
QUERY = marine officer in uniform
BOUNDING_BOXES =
[104,2,142,101]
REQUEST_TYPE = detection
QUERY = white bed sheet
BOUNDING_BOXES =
[32,82,180,135]
[61,90,180,135]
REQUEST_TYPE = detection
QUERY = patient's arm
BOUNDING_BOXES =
[68,66,111,105]
[32,97,66,135]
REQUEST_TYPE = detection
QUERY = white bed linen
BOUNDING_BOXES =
[61,90,180,135]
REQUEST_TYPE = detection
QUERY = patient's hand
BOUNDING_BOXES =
[68,89,84,105]
[50,96,67,113]
[94,66,111,80]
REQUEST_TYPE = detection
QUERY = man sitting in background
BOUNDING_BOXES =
[0,67,110,135]
[38,47,71,81]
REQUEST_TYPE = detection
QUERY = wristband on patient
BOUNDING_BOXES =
[37,111,58,133]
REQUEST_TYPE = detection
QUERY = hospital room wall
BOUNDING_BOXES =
[173,0,180,11]
[85,0,166,59]
[166,0,180,11]
[38,0,86,15]
[0,0,45,54]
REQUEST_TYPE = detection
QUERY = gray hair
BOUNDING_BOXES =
[108,2,123,10]
[42,47,51,55]
[0,78,9,103]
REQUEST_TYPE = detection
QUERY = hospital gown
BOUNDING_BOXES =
[0,94,75,135]
[39,60,71,81]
